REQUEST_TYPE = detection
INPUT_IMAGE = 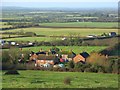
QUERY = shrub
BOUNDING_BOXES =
[16,64,26,70]
[86,52,109,67]
[4,70,20,75]
[74,62,83,69]
[69,68,75,72]
[19,50,31,63]
[8,48,21,64]
[2,63,14,70]
[67,60,75,69]
[111,60,119,74]
[2,51,10,63]
[97,66,105,73]
[89,65,98,73]
[25,32,36,36]
[63,77,71,85]
[84,68,91,72]
[26,63,35,70]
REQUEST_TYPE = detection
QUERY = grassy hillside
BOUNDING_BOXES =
[2,70,118,88]
[21,46,106,54]
[3,46,106,54]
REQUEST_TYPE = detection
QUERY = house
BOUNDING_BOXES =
[87,35,97,38]
[35,54,59,67]
[28,42,33,45]
[68,51,76,61]
[61,37,67,40]
[73,52,89,63]
[60,50,76,61]
[61,54,68,61]
[0,40,6,45]
[109,32,117,37]
[11,41,16,45]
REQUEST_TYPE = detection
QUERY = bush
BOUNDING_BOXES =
[67,60,75,69]
[84,64,98,73]
[2,51,10,63]
[8,48,21,64]
[16,64,26,70]
[89,65,98,73]
[24,32,36,36]
[74,62,83,69]
[63,77,71,85]
[111,60,119,74]
[97,66,105,73]
[86,52,109,67]
[26,63,35,70]
[4,70,20,75]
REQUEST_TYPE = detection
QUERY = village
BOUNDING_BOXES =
[19,47,90,68]
[1,2,119,88]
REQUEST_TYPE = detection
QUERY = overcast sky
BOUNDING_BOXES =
[2,0,119,8]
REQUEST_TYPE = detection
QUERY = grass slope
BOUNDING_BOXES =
[22,46,107,54]
[2,70,118,88]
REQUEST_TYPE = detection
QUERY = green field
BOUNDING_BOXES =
[2,28,118,37]
[3,37,61,42]
[2,70,118,88]
[0,22,12,28]
[1,34,24,38]
[22,46,107,54]
[41,22,118,28]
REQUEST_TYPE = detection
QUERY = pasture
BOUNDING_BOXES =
[3,37,61,42]
[2,28,118,37]
[21,46,107,54]
[2,70,118,88]
[41,22,118,28]
[0,22,12,28]
[1,34,24,38]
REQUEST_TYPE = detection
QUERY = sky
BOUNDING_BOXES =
[1,0,119,8]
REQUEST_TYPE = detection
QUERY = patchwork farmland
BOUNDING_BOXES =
[1,6,119,89]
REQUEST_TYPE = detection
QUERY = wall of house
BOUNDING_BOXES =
[73,55,85,63]
[36,60,54,67]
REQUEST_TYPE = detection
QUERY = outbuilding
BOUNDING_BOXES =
[73,52,89,63]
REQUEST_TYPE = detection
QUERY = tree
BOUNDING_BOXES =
[67,60,75,68]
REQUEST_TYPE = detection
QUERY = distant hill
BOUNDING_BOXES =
[99,43,120,56]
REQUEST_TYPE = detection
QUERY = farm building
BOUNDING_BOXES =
[87,35,97,38]
[0,40,6,45]
[109,32,117,37]
[73,52,89,63]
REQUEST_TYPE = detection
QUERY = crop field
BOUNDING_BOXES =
[40,22,118,28]
[3,28,118,37]
[2,70,118,88]
[21,46,107,54]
